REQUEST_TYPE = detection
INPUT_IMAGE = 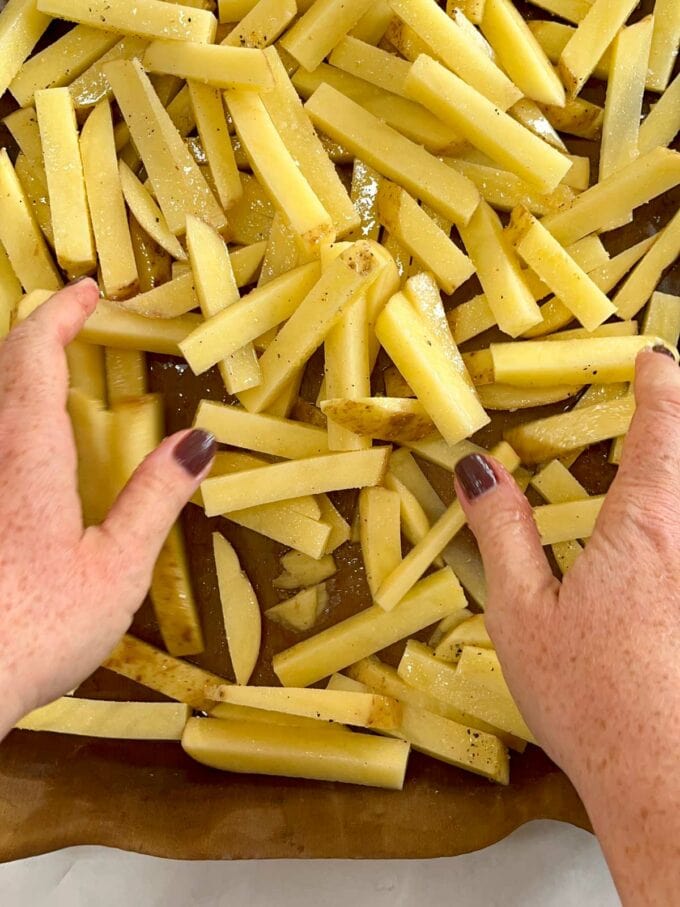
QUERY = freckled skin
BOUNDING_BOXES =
[0,280,213,737]
[457,349,680,906]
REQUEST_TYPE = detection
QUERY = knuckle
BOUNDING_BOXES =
[597,489,678,556]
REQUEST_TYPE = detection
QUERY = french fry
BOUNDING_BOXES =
[179,263,319,375]
[114,272,198,318]
[260,48,359,239]
[37,0,218,44]
[144,40,272,93]
[230,241,267,287]
[202,447,390,516]
[14,152,53,247]
[195,400,329,459]
[213,533,261,685]
[557,0,639,98]
[646,0,679,93]
[447,159,574,217]
[329,36,412,98]
[68,36,150,109]
[35,88,95,277]
[222,0,296,48]
[208,700,351,731]
[103,635,228,711]
[64,340,106,400]
[129,217,173,292]
[639,74,680,155]
[227,173,275,245]
[0,0,51,99]
[2,106,42,163]
[105,59,226,236]
[68,388,114,526]
[505,395,636,463]
[534,497,604,545]
[118,162,186,261]
[16,698,190,739]
[359,487,402,597]
[321,397,434,444]
[328,672,509,784]
[614,209,680,320]
[0,243,21,337]
[404,436,484,473]
[316,496,351,554]
[273,551,337,590]
[351,0,392,43]
[151,523,205,656]
[279,0,373,71]
[182,716,410,789]
[434,614,493,662]
[0,149,61,292]
[384,472,440,558]
[525,0,592,23]
[374,442,518,612]
[274,568,466,687]
[539,96,603,141]
[600,18,654,181]
[227,506,332,560]
[642,292,680,348]
[265,585,329,633]
[406,55,571,195]
[105,349,147,404]
[80,102,138,299]
[257,213,298,289]
[304,84,479,225]
[347,161,381,242]
[480,0,565,107]
[376,182,474,295]
[208,684,401,730]
[509,97,568,152]
[388,449,445,523]
[383,367,414,398]
[219,0,257,18]
[566,235,608,272]
[530,459,588,572]
[187,81,242,212]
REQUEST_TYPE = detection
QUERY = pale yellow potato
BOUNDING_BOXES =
[257,213,298,289]
[227,506,331,560]
[435,614,493,662]
[388,449,445,523]
[80,101,138,299]
[280,0,373,71]
[145,40,272,93]
[478,383,582,411]
[639,74,680,155]
[404,436,484,473]
[405,56,571,195]
[614,209,680,320]
[118,162,186,261]
[68,388,114,526]
[374,442,518,613]
[69,36,150,109]
[180,263,319,375]
[152,523,205,656]
[182,716,410,789]
[642,292,680,348]
[305,84,478,225]
[646,0,679,92]
[351,0,392,43]
[329,36,412,98]
[219,0,257,19]
[446,159,574,217]
[529,19,612,80]
[0,242,21,337]
[105,349,147,404]
[65,341,106,400]
[2,105,42,163]
[37,0,217,43]
[359,487,402,598]
[383,368,414,399]
[565,235,609,272]
[209,701,348,730]
[208,685,401,731]
[321,397,434,444]
[230,241,267,287]
[480,0,565,107]
[195,400,329,460]
[222,0,295,48]
[213,533,261,686]
[509,97,568,152]
[384,473,440,558]
[0,0,51,99]
[392,0,520,111]
[539,96,603,141]
[14,152,53,247]
[376,182,475,295]
[558,0,639,97]
[316,497,351,555]
[600,18,654,181]
[265,585,329,633]
[273,551,337,591]
[0,149,61,291]
[328,672,509,784]
[533,497,604,545]
[530,459,589,570]
[35,88,95,277]
[188,81,242,212]
[114,272,198,318]
[104,635,229,711]
[347,160,381,242]
[16,698,190,739]
[274,568,465,688]
[202,447,390,516]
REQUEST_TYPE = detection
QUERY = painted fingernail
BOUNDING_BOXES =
[174,430,216,477]
[455,454,497,501]
[652,344,675,360]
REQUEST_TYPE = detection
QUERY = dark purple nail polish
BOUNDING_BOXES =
[652,344,676,360]
[174,430,216,477]
[455,454,497,501]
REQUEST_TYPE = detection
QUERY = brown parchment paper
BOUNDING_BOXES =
[0,0,676,863]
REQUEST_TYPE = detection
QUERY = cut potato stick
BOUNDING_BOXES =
[434,614,493,662]
[328,673,509,784]
[639,74,680,155]
[68,35,150,109]
[478,383,582,411]
[105,59,226,236]
[208,685,401,731]
[509,97,568,152]
[2,106,42,164]
[265,585,329,633]
[530,459,588,571]
[118,162,186,261]
[385,472,440,557]
[351,0,392,42]
[80,101,138,299]
[228,507,332,560]
[274,568,466,687]
[202,447,390,516]
[188,81,242,212]
[14,152,53,247]
[152,523,205,656]
[273,551,337,591]
[642,292,680,348]
[404,437,483,473]
[195,400,329,459]
[321,397,434,444]
[480,0,565,107]
[446,159,574,217]
[505,395,635,463]
[329,36,412,98]
[257,213,299,289]
[37,0,217,43]
[304,84,479,226]
[182,716,410,789]
[224,173,275,246]
[359,487,402,597]
[65,341,106,400]
[226,88,333,252]
[0,0,51,99]
[317,497,351,554]
[388,449,445,523]
[105,349,147,404]
[16,698,190,739]
[600,18,654,181]
[645,0,679,93]
[566,235,609,272]
[230,241,267,287]
[222,0,296,48]
[260,48,359,239]
[515,218,615,331]
[219,0,257,17]
[374,442,519,612]
[524,0,591,24]
[405,55,571,195]
[209,701,349,730]
[180,262,319,375]
[104,635,228,711]
[458,201,541,337]
[376,182,474,294]
[213,533,261,686]
[114,272,197,318]
[279,0,373,71]
[129,217,172,292]
[68,389,114,526]
[0,243,21,337]
[539,96,603,140]
[238,242,380,413]
[144,40,271,92]
[614,209,680,320]
[534,497,603,545]
[348,160,381,242]
[0,149,61,292]
[36,88,95,277]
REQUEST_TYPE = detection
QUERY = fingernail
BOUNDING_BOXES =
[455,454,497,501]
[67,276,90,286]
[652,344,675,360]
[174,430,216,477]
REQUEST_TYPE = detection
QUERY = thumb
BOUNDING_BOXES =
[91,428,216,581]
[454,453,558,626]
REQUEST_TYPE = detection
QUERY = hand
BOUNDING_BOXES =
[455,347,680,906]
[0,280,215,736]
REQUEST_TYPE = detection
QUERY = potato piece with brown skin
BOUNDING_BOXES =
[320,397,435,443]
